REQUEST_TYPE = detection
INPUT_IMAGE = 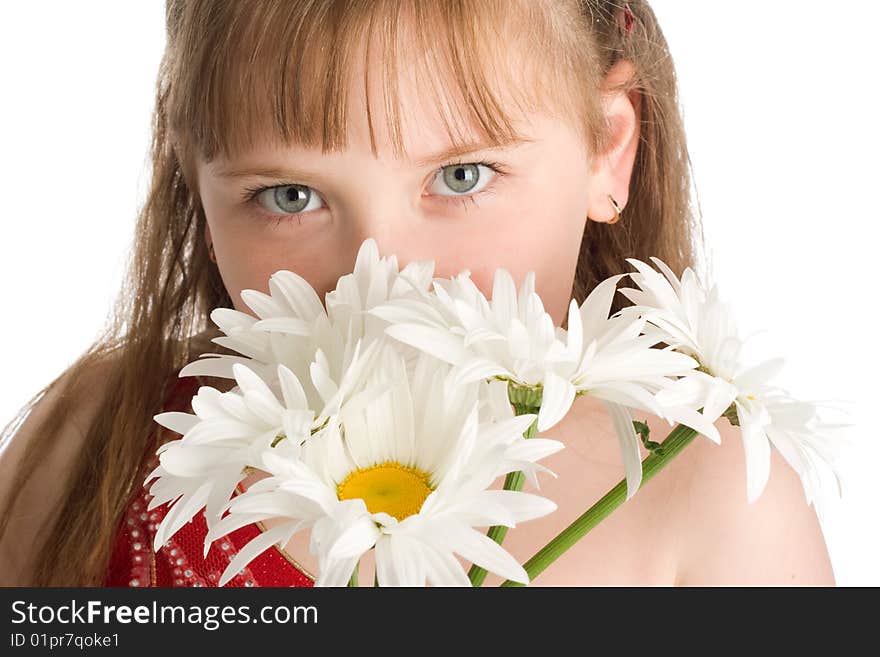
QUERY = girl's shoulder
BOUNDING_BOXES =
[0,331,222,585]
[665,418,835,585]
[479,398,834,586]
[0,355,120,584]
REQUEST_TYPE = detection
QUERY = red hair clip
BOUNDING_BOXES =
[617,3,636,35]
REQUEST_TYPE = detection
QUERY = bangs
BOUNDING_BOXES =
[166,0,590,167]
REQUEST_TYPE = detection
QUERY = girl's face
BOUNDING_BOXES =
[195,52,637,326]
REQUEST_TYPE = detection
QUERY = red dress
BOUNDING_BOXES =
[104,371,314,587]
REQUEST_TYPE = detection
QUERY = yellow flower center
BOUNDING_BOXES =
[336,460,433,522]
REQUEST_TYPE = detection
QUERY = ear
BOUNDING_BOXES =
[585,59,642,223]
[204,221,212,248]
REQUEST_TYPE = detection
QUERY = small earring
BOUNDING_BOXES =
[607,194,623,224]
[208,242,217,263]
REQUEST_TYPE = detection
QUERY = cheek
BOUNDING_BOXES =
[438,184,586,326]
[201,181,376,315]
[205,201,347,311]
[222,258,283,315]
[226,257,349,313]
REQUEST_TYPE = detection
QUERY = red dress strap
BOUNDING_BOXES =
[104,370,314,587]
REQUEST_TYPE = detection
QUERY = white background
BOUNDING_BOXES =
[1,2,876,584]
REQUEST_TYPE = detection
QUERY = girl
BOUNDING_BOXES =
[0,0,834,586]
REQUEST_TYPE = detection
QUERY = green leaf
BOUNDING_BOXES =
[633,419,664,455]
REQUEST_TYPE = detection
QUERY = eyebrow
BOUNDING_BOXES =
[216,136,534,179]
[411,136,534,167]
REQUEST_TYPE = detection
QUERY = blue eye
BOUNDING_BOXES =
[241,159,508,225]
[430,162,494,196]
[245,184,325,216]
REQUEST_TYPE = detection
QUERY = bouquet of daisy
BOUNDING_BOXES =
[146,239,850,586]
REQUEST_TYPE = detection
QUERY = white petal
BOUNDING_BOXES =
[384,324,466,364]
[268,270,325,320]
[449,358,508,389]
[152,480,212,550]
[421,544,471,587]
[374,538,397,587]
[702,377,739,421]
[218,523,298,586]
[624,258,683,315]
[435,495,518,528]
[326,516,381,561]
[281,408,314,443]
[537,372,576,431]
[204,470,246,530]
[660,405,721,444]
[579,274,626,340]
[654,374,708,408]
[462,327,506,349]
[369,298,445,327]
[226,490,306,519]
[397,259,436,293]
[477,490,557,523]
[739,403,772,503]
[503,437,565,465]
[565,298,584,357]
[387,534,428,586]
[174,418,254,445]
[601,400,643,499]
[243,391,283,427]
[179,355,248,380]
[482,378,514,422]
[315,556,361,587]
[233,363,275,398]
[240,288,284,319]
[649,257,684,294]
[210,307,258,331]
[189,386,231,419]
[277,364,309,410]
[735,357,786,391]
[446,522,530,584]
[310,356,339,405]
[251,317,313,335]
[211,333,271,361]
[491,269,518,327]
[506,318,532,357]
[588,382,663,417]
[517,271,536,309]
[203,512,274,548]
[153,412,200,437]
[159,445,238,477]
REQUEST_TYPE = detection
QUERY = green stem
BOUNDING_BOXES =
[500,423,698,587]
[348,564,358,587]
[468,407,539,586]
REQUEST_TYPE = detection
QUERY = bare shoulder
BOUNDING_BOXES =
[666,418,835,586]
[366,395,834,587]
[0,355,119,585]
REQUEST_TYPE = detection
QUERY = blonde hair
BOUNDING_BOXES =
[0,0,704,585]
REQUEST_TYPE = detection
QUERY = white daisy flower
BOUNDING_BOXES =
[371,268,702,498]
[758,394,852,513]
[207,350,563,587]
[721,381,851,504]
[146,362,318,551]
[619,257,851,503]
[178,238,432,424]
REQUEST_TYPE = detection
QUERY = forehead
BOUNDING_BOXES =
[178,0,582,168]
[308,23,540,160]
